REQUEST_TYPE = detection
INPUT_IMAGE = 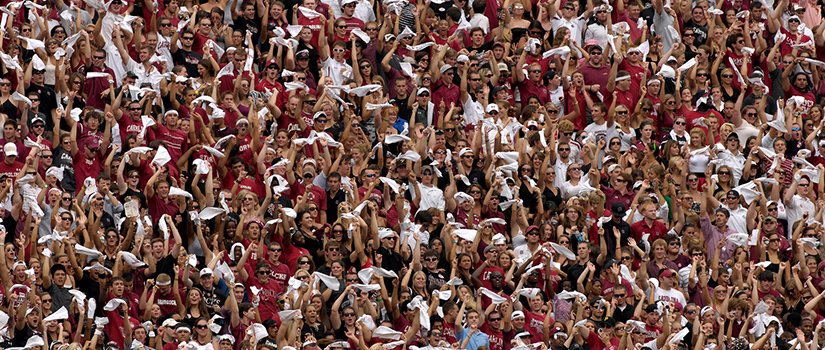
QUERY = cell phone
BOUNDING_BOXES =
[690,201,701,213]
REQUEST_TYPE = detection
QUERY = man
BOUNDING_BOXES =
[598,202,631,261]
[320,39,353,86]
[708,190,748,234]
[474,246,505,290]
[230,2,262,45]
[601,260,633,300]
[421,249,448,291]
[413,87,434,126]
[71,136,110,195]
[582,102,613,142]
[685,5,710,43]
[579,45,610,100]
[514,55,550,106]
[430,64,460,126]
[325,172,347,223]
[390,77,412,122]
[315,241,345,275]
[170,30,203,78]
[239,245,284,322]
[784,170,816,234]
[153,273,182,316]
[339,0,365,32]
[630,201,668,243]
[196,268,227,314]
[563,241,595,285]
[700,184,738,263]
[664,235,690,269]
[289,163,328,223]
[373,227,404,293]
[151,110,189,167]
[514,225,543,266]
[547,1,591,45]
[357,165,383,205]
[414,165,445,213]
[652,269,687,309]
[0,143,23,178]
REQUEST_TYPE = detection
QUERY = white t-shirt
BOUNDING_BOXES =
[417,183,445,213]
[653,287,687,309]
[322,57,353,86]
[720,204,748,234]
[786,193,816,236]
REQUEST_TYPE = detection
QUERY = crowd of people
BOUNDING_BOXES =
[0,0,822,349]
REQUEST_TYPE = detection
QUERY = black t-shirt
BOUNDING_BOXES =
[326,188,347,224]
[685,19,710,44]
[197,283,227,310]
[232,16,263,47]
[78,273,101,308]
[172,49,203,78]
[376,245,405,293]
[155,254,177,280]
[13,324,39,347]
[391,95,412,123]
[26,84,57,118]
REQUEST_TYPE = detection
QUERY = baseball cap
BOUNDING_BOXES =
[439,64,455,74]
[200,268,214,278]
[659,269,675,278]
[3,143,17,157]
[497,62,510,72]
[486,104,500,113]
[611,202,626,217]
[384,34,396,41]
[84,137,100,149]
[417,87,430,96]
[296,50,310,59]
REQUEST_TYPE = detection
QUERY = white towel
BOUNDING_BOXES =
[314,272,340,290]
[479,287,509,304]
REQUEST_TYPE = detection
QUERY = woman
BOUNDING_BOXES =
[0,75,22,119]
[352,58,378,87]
[689,67,712,100]
[503,0,532,43]
[442,121,461,151]
[193,60,216,92]
[190,317,218,349]
[557,205,587,246]
[234,79,253,117]
[606,105,635,152]
[560,164,591,199]
[301,304,326,342]
[755,231,787,274]
[663,116,691,144]
[685,128,710,177]
[711,66,740,103]
[712,165,736,196]
[62,73,88,110]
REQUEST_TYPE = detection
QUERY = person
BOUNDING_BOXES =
[3,1,824,350]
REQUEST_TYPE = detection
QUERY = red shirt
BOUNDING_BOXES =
[479,266,505,289]
[431,79,460,126]
[523,310,549,344]
[73,154,103,195]
[297,16,323,48]
[275,235,310,272]
[248,274,284,322]
[517,78,550,106]
[630,219,668,243]
[618,60,646,102]
[481,323,504,350]
[154,124,188,169]
[0,160,23,178]
[148,195,180,225]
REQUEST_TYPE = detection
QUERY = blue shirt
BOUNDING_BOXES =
[457,328,489,350]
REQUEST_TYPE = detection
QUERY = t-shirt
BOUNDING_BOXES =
[247,274,284,321]
[73,154,103,195]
